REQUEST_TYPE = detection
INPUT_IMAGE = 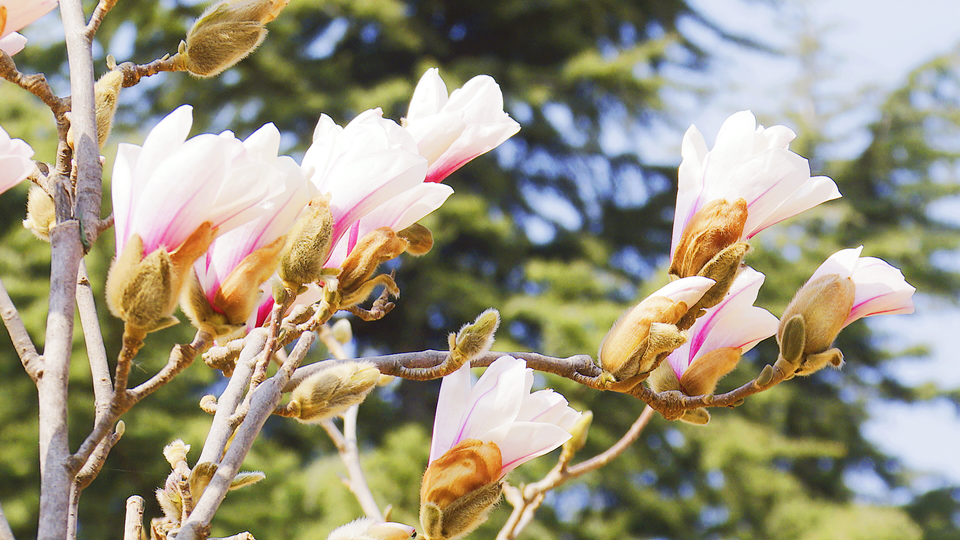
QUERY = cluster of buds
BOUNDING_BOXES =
[152,440,264,540]
[596,111,915,424]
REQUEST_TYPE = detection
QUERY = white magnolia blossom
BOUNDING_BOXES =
[0,124,34,194]
[430,355,581,476]
[809,246,916,328]
[405,68,520,183]
[672,110,841,257]
[0,0,58,55]
[112,105,279,257]
[666,267,778,381]
[193,123,314,311]
[302,108,428,252]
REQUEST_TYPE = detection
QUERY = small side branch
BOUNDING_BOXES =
[0,276,41,382]
[85,0,118,38]
[123,496,144,540]
[76,261,112,415]
[0,51,69,114]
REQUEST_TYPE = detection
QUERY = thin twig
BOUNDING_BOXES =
[123,496,144,540]
[113,56,183,88]
[497,406,657,540]
[316,323,384,520]
[85,0,118,38]
[0,276,42,382]
[0,51,68,115]
[177,331,315,540]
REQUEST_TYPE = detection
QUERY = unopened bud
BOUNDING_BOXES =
[162,439,191,468]
[420,439,503,540]
[114,420,126,438]
[451,309,500,364]
[279,195,334,291]
[670,198,748,279]
[229,470,266,491]
[176,0,289,77]
[679,408,711,425]
[94,70,123,148]
[779,274,855,355]
[794,348,844,376]
[677,242,750,331]
[189,461,218,500]
[288,362,380,423]
[599,292,688,382]
[331,318,353,344]
[560,410,593,463]
[778,314,806,364]
[675,347,742,397]
[23,184,55,241]
[398,222,434,256]
[326,518,417,540]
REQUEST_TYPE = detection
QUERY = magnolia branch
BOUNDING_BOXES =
[177,331,315,540]
[0,51,69,115]
[498,407,657,540]
[85,0,118,38]
[316,324,385,521]
[0,276,41,381]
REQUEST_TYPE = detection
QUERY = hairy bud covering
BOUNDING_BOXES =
[420,439,503,540]
[288,362,380,423]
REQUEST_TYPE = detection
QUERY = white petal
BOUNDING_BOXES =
[407,68,448,121]
[810,246,863,282]
[652,276,715,307]
[429,362,473,463]
[0,32,26,55]
[485,422,573,475]
[455,357,529,443]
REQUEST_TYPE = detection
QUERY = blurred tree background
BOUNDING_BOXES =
[1,0,960,539]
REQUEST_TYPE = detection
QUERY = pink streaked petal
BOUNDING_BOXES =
[844,289,916,327]
[454,357,528,445]
[667,341,693,380]
[407,67,448,121]
[697,307,777,359]
[242,122,282,162]
[135,105,193,184]
[726,150,811,233]
[810,247,863,282]
[405,112,466,165]
[111,143,140,255]
[362,183,454,232]
[745,175,841,238]
[485,422,573,476]
[516,389,573,426]
[429,362,473,463]
[687,268,766,359]
[672,124,709,255]
[444,75,507,121]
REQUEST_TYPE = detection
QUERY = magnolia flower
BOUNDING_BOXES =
[0,0,58,55]
[429,355,581,475]
[0,124,34,193]
[671,111,841,268]
[599,276,715,382]
[108,105,281,333]
[404,68,520,183]
[184,123,315,336]
[806,246,915,329]
[325,518,417,540]
[302,108,428,254]
[656,267,778,397]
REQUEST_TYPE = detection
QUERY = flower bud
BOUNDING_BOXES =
[229,470,266,491]
[779,274,855,356]
[670,198,748,279]
[106,224,216,334]
[163,439,191,468]
[326,518,417,540]
[94,70,123,148]
[288,362,380,423]
[560,410,593,463]
[450,309,500,365]
[599,294,689,383]
[176,0,289,77]
[397,222,434,256]
[420,439,503,540]
[331,318,353,344]
[279,195,334,291]
[23,184,55,241]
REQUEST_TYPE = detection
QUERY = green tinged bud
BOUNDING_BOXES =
[188,462,218,501]
[176,0,290,77]
[114,420,126,438]
[560,410,593,462]
[279,195,334,292]
[23,184,55,242]
[778,314,806,364]
[229,471,266,491]
[288,362,380,423]
[451,309,500,364]
[331,318,353,345]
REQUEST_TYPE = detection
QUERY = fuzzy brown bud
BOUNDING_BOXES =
[397,222,435,256]
[779,274,855,355]
[176,0,290,77]
[670,198,748,279]
[279,195,334,291]
[420,439,503,540]
[288,362,380,423]
[23,184,55,241]
[338,227,409,308]
[599,295,689,385]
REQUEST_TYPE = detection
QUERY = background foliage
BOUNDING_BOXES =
[2,0,960,538]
